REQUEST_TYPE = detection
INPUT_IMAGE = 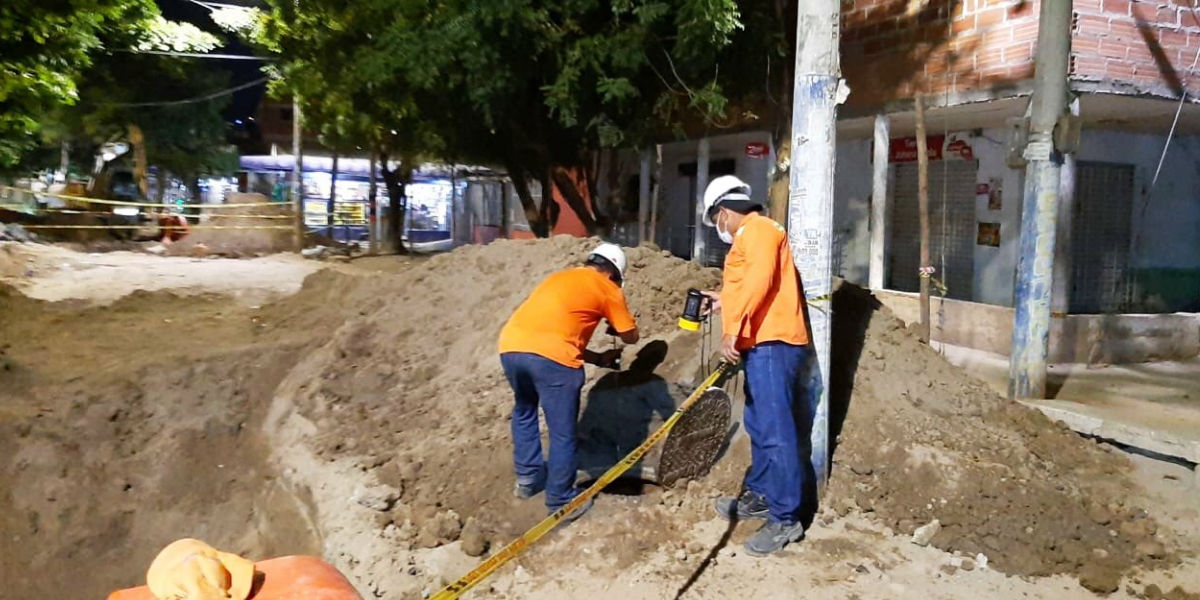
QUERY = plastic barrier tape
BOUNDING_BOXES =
[0,185,289,209]
[428,362,731,600]
[18,225,294,230]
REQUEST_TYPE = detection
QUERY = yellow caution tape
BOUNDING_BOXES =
[0,185,290,209]
[429,362,731,600]
[18,225,294,230]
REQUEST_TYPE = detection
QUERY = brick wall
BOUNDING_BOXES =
[1072,0,1200,96]
[842,0,1039,110]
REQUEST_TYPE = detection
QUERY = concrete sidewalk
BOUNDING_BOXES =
[939,344,1200,465]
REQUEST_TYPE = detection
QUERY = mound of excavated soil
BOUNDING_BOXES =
[166,194,295,257]
[0,286,326,599]
[824,284,1172,591]
[0,237,1184,600]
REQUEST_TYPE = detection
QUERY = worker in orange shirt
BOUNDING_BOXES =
[700,175,814,556]
[498,243,639,521]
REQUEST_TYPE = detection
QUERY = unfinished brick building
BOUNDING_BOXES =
[649,0,1200,363]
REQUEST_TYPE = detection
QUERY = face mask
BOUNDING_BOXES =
[716,211,734,245]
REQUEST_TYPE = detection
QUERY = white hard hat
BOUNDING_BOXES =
[702,175,753,227]
[588,242,627,284]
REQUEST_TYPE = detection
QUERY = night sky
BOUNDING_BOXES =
[157,0,268,123]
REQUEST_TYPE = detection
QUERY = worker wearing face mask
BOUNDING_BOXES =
[698,175,814,557]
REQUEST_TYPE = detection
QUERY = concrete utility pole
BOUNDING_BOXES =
[788,0,843,490]
[693,138,710,263]
[291,97,304,250]
[1052,97,1081,316]
[639,148,651,244]
[869,114,889,290]
[1010,0,1072,400]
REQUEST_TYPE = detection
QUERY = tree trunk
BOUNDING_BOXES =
[380,153,411,254]
[368,152,378,254]
[506,166,548,237]
[128,124,149,199]
[915,95,931,344]
[329,152,339,236]
[539,167,559,234]
[59,140,70,181]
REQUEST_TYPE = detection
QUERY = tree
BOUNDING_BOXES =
[259,0,748,237]
[0,0,221,166]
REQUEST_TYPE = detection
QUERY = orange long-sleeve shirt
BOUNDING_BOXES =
[720,212,810,351]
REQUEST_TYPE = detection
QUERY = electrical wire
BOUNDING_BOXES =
[96,76,269,108]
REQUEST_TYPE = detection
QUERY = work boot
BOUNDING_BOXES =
[513,468,547,499]
[713,490,769,521]
[551,492,595,524]
[744,520,805,557]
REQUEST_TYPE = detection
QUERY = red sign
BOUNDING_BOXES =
[745,142,769,158]
[888,135,974,163]
[976,183,990,195]
[889,135,945,163]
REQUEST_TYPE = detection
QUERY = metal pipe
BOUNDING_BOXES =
[1009,0,1073,400]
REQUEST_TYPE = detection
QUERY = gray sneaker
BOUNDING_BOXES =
[744,520,805,556]
[514,467,547,499]
[714,490,769,521]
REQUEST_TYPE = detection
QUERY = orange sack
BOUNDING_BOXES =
[106,555,362,600]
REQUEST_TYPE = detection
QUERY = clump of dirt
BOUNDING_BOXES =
[824,282,1174,587]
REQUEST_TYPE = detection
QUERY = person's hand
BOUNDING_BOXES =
[721,334,740,364]
[598,348,623,369]
[700,290,722,316]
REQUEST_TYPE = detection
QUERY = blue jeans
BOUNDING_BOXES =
[742,341,817,525]
[501,352,585,510]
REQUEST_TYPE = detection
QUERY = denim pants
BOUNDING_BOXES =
[742,341,817,525]
[500,352,585,510]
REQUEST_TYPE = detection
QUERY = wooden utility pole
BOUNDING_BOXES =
[915,95,931,343]
[788,0,842,490]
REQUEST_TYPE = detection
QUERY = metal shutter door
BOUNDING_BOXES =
[1070,162,1135,314]
[888,160,977,301]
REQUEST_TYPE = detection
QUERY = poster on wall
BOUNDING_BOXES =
[977,222,1001,247]
[988,181,1002,210]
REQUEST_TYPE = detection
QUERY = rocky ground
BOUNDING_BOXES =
[0,239,1197,600]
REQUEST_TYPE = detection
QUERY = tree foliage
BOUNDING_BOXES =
[259,0,766,234]
[0,0,222,167]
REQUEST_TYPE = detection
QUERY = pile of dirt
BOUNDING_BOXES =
[1,237,1189,599]
[823,283,1174,592]
[0,286,327,599]
[166,194,295,257]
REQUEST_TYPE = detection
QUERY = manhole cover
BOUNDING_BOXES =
[656,387,732,488]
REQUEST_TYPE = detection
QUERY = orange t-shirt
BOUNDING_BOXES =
[721,212,810,351]
[498,267,637,368]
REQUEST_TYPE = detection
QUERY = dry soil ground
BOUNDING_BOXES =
[0,239,1197,600]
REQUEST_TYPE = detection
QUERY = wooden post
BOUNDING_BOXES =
[638,148,651,244]
[915,95,931,344]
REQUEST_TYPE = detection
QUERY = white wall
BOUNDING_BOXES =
[658,131,774,258]
[833,128,1024,306]
[833,139,873,286]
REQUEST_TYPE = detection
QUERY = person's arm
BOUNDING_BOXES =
[603,287,639,344]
